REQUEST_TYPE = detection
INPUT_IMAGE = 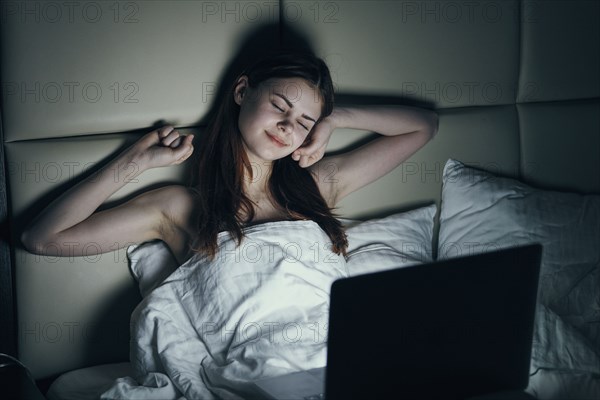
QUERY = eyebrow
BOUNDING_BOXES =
[273,93,317,123]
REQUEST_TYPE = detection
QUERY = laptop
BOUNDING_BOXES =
[253,243,542,400]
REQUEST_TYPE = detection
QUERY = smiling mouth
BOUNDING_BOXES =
[266,131,288,147]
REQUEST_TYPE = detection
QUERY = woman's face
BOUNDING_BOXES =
[234,76,323,165]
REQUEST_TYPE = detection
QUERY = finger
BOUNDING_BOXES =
[292,147,310,161]
[307,154,319,168]
[169,137,183,148]
[161,130,180,146]
[171,132,195,149]
[294,140,320,159]
[182,134,195,151]
[174,140,194,164]
[293,150,311,166]
[140,126,170,147]
[299,155,311,168]
[157,125,175,138]
[175,148,193,165]
[173,135,194,159]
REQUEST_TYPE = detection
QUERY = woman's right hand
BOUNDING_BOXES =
[131,125,195,169]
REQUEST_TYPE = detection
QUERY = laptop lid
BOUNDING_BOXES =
[325,243,542,400]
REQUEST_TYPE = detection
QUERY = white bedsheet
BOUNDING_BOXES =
[100,220,348,400]
[525,304,600,399]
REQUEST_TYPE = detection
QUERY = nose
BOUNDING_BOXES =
[277,119,293,135]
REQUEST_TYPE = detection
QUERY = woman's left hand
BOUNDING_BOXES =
[291,114,337,168]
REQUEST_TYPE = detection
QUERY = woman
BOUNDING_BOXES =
[21,51,438,265]
[22,51,439,399]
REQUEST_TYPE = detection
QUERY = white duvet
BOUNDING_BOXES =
[98,214,600,400]
[100,220,348,400]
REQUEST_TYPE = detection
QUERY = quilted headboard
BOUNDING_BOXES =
[1,0,598,382]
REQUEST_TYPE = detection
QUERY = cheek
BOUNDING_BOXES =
[288,136,309,154]
[237,106,253,133]
[299,131,312,146]
[238,100,265,128]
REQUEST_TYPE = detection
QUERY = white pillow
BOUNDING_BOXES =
[438,159,600,372]
[127,240,178,298]
[344,204,436,276]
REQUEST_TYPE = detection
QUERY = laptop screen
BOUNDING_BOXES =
[325,244,542,400]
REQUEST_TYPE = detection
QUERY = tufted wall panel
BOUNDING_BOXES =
[1,1,278,141]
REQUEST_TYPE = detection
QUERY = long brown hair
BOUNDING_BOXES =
[190,50,348,261]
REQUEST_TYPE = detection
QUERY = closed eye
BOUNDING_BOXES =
[273,102,308,130]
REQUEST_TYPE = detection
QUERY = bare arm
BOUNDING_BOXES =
[305,105,438,203]
[21,126,195,256]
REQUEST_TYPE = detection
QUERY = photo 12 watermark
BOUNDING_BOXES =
[8,159,141,184]
[1,81,140,104]
[438,240,525,260]
[20,239,137,264]
[402,81,505,105]
[398,1,540,24]
[390,161,527,185]
[20,320,130,345]
[0,1,141,24]
[217,238,342,265]
[201,320,329,345]
[198,1,340,24]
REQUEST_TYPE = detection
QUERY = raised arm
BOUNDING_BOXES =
[20,126,195,257]
[299,105,438,204]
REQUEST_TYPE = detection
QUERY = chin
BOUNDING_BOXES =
[261,148,294,162]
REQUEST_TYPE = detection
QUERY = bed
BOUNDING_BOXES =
[1,1,598,399]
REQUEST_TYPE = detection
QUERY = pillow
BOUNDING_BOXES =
[127,240,179,298]
[438,158,599,355]
[344,204,436,276]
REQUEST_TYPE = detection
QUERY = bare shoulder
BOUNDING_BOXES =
[152,184,196,205]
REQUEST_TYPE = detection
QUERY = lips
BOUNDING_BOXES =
[266,131,288,147]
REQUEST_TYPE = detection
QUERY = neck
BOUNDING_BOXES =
[243,162,272,197]
[242,147,274,196]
